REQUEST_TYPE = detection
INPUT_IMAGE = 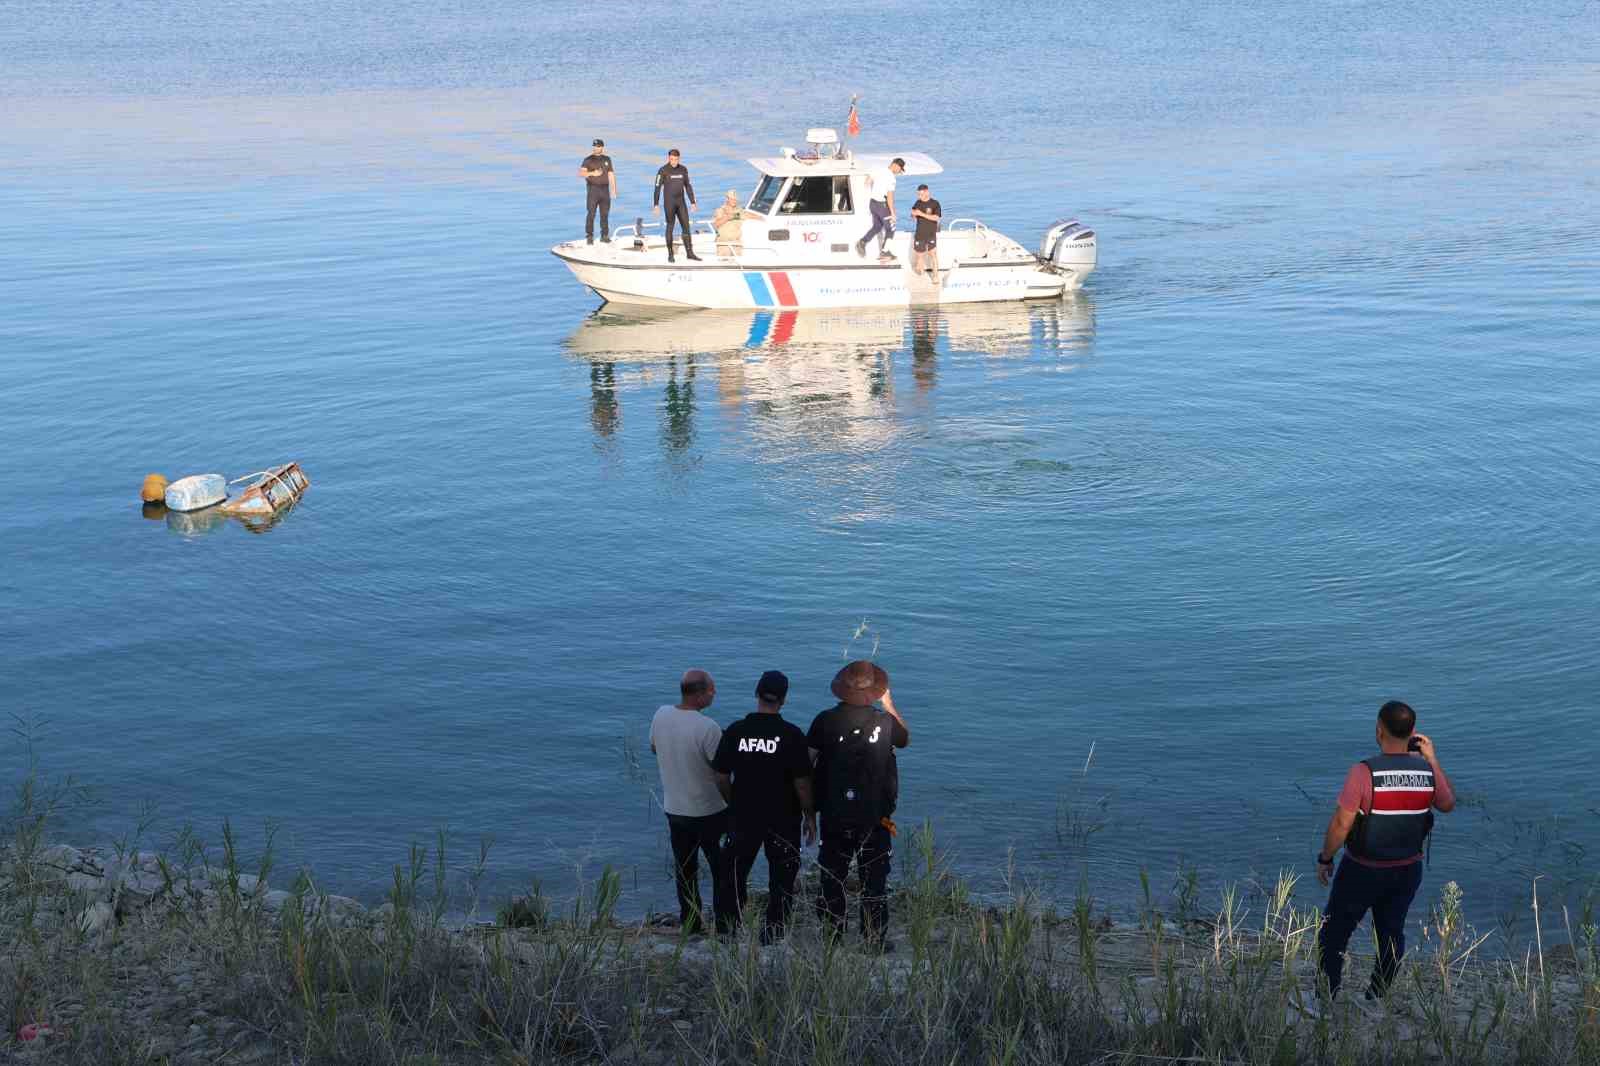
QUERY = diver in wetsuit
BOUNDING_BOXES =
[653,149,700,262]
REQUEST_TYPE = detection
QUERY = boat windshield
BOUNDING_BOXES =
[778,175,853,215]
[747,175,784,215]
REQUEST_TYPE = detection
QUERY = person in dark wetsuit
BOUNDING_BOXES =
[578,138,616,244]
[653,148,700,262]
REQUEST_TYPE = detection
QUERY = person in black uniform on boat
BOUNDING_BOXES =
[653,148,700,262]
[578,138,616,244]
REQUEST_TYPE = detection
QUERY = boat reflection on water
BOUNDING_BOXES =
[563,295,1095,454]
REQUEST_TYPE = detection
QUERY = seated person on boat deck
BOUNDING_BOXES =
[713,190,743,255]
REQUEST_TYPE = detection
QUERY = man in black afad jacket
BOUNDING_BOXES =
[653,149,699,262]
[807,660,910,951]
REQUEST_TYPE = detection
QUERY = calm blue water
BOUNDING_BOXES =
[3,1,1598,931]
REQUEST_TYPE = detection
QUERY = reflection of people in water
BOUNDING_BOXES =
[910,310,938,393]
[590,361,620,439]
[864,353,891,401]
[717,352,746,416]
[662,357,697,455]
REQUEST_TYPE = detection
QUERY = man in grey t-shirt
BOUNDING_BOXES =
[649,669,734,933]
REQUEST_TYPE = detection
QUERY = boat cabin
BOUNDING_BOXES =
[735,128,943,261]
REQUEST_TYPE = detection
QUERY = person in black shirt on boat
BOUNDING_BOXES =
[910,184,942,284]
[578,138,616,244]
[653,148,700,262]
[712,671,816,942]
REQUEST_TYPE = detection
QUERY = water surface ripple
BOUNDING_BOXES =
[2,0,1597,927]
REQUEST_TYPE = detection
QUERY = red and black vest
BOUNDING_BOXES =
[1347,752,1436,862]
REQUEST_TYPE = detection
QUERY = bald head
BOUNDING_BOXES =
[679,669,716,710]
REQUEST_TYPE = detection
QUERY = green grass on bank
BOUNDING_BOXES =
[4,759,1599,1064]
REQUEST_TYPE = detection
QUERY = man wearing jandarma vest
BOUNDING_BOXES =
[1315,700,1456,1000]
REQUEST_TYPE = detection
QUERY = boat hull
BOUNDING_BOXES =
[553,244,1076,310]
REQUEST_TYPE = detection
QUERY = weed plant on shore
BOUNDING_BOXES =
[4,755,1599,1063]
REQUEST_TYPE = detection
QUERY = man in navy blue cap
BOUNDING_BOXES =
[713,671,815,942]
[578,138,616,244]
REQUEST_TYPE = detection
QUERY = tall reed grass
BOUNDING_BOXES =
[4,761,1598,1064]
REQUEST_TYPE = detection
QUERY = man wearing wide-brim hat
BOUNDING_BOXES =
[806,660,910,950]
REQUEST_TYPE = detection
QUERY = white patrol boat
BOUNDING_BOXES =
[551,128,1096,310]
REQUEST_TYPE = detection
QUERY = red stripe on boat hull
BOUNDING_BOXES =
[769,272,799,307]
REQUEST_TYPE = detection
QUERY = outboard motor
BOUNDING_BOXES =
[1039,218,1097,273]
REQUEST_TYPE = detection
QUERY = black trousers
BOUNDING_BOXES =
[666,810,734,933]
[729,819,802,936]
[1318,857,1424,998]
[585,186,611,240]
[662,198,693,256]
[816,821,892,942]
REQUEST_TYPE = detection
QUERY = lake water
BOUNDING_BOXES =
[3,0,1597,932]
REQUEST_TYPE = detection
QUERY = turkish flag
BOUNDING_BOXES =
[847,104,861,137]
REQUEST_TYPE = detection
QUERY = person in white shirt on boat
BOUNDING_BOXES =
[856,157,905,261]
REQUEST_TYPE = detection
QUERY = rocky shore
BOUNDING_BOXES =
[3,842,370,1063]
[3,831,1596,1065]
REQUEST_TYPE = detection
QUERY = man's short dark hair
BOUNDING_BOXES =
[668,148,681,157]
[755,670,789,703]
[681,675,710,699]
[1378,700,1416,738]
[891,157,906,168]
[916,183,929,191]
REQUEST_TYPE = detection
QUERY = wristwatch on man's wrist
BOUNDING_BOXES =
[1316,853,1334,866]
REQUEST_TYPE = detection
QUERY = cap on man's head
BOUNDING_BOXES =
[592,138,605,147]
[668,148,681,157]
[755,671,789,703]
[917,183,929,191]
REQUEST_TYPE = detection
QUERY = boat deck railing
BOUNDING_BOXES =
[942,218,992,258]
[610,219,719,241]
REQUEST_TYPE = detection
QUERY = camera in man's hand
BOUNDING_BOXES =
[1407,737,1423,753]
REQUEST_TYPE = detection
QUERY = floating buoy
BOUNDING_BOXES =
[140,473,169,503]
[164,474,227,512]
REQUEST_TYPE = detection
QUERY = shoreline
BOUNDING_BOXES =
[3,821,1596,1064]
